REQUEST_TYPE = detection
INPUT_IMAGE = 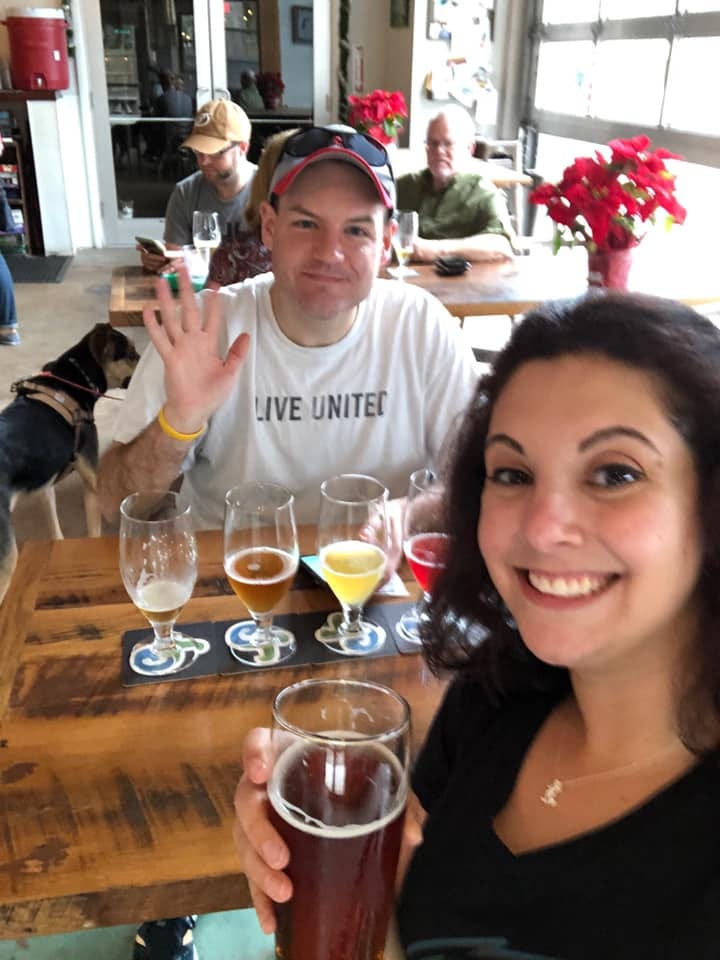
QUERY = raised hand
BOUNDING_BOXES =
[144,264,250,434]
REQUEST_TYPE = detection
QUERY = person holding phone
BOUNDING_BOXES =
[138,99,257,274]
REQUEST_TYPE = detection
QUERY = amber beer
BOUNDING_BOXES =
[268,737,406,960]
[224,546,296,614]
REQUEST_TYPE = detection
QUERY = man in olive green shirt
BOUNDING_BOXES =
[396,106,514,264]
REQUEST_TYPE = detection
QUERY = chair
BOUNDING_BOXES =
[475,135,544,238]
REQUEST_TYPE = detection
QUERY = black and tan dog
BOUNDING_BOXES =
[0,323,140,605]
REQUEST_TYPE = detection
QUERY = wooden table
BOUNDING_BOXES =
[109,243,720,328]
[399,242,720,320]
[0,529,444,939]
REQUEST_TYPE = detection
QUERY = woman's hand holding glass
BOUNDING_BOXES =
[233,724,425,938]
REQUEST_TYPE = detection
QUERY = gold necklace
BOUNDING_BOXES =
[540,738,683,808]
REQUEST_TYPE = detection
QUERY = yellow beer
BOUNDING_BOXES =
[320,540,385,608]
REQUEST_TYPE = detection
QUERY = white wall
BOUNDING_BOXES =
[346,0,413,146]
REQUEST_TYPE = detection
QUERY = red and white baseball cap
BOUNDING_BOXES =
[268,125,396,211]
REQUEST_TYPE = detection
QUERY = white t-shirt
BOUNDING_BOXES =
[116,273,478,529]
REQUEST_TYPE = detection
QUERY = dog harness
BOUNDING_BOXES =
[11,378,95,480]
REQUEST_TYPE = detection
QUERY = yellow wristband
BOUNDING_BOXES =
[157,406,206,442]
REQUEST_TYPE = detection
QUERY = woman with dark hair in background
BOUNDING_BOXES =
[234,292,720,959]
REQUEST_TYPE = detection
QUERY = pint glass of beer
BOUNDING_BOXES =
[268,678,410,960]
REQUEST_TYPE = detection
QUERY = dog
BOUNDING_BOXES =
[0,322,140,605]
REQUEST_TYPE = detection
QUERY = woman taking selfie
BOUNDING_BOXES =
[235,292,720,959]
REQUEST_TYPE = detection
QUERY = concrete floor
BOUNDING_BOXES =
[1,248,275,959]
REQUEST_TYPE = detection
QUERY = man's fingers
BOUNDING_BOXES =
[226,332,251,371]
[153,275,183,344]
[202,287,222,340]
[175,264,203,332]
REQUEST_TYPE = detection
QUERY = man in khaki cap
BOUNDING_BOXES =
[138,99,256,273]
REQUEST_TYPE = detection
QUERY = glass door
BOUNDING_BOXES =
[89,0,256,244]
[87,0,318,245]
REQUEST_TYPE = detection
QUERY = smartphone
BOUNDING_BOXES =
[135,236,178,258]
[300,554,326,584]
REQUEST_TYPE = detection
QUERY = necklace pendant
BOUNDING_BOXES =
[541,777,563,807]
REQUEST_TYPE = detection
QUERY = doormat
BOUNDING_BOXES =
[4,255,72,283]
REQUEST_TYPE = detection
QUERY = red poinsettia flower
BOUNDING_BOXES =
[347,89,407,144]
[530,136,686,253]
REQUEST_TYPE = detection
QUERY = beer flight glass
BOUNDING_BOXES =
[119,490,206,676]
[191,209,221,269]
[268,678,410,960]
[223,481,299,666]
[388,210,419,280]
[397,468,450,644]
[317,474,389,654]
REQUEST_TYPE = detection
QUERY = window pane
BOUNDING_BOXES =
[591,39,668,123]
[541,0,599,24]
[680,1,720,11]
[664,37,720,134]
[534,41,594,114]
[600,0,675,16]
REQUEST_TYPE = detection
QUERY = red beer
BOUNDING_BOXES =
[405,531,450,594]
[268,738,406,960]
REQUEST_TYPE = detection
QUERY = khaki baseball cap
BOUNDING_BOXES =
[182,100,251,154]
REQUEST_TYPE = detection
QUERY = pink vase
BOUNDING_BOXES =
[587,247,635,290]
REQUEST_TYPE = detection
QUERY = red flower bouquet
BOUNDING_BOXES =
[256,72,285,108]
[530,135,686,253]
[347,89,407,145]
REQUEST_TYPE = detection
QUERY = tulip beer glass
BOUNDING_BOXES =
[119,490,207,676]
[268,678,410,960]
[317,474,389,654]
[389,210,419,280]
[397,468,450,644]
[223,481,299,666]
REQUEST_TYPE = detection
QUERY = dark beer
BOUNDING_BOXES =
[268,738,406,960]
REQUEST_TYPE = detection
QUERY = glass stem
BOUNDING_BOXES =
[151,621,176,652]
[341,604,363,634]
[254,614,274,645]
[417,592,432,623]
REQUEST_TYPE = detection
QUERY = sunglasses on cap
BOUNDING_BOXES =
[282,127,390,167]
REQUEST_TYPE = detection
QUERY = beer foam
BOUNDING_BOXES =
[268,738,406,839]
[224,546,297,584]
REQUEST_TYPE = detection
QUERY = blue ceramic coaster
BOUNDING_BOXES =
[314,611,387,656]
[225,619,297,667]
[128,632,211,677]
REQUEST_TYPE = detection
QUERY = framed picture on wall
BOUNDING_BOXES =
[391,0,410,28]
[291,6,313,44]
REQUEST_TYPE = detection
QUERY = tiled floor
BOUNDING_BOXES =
[0,910,274,959]
[3,249,275,959]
